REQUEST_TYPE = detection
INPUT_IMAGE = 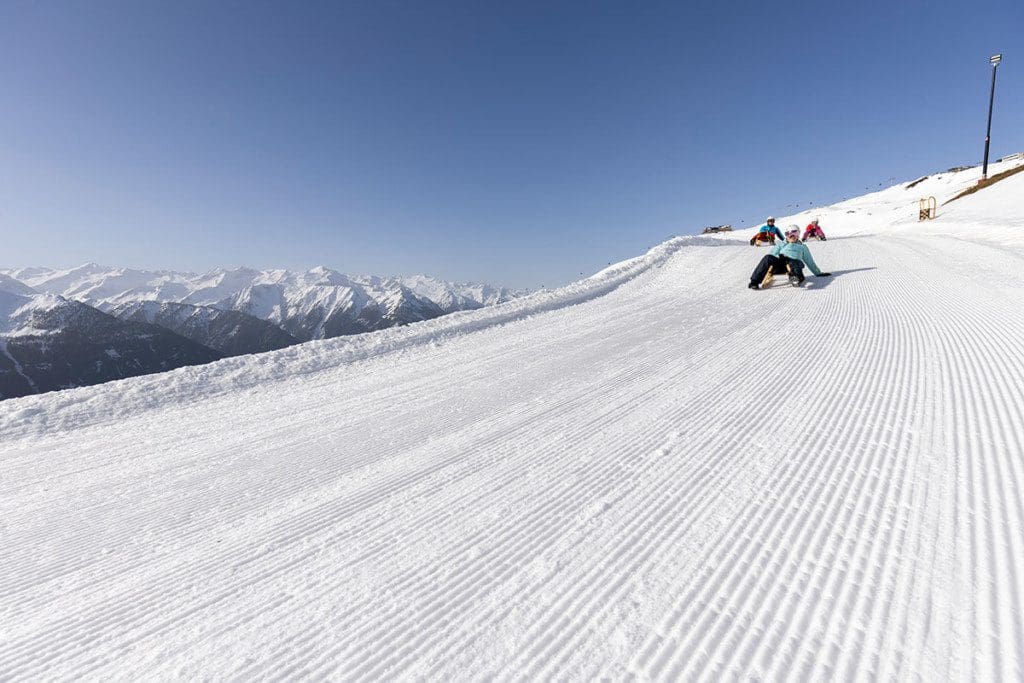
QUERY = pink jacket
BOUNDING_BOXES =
[803,223,826,239]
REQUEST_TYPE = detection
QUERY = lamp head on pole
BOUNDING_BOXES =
[990,54,1002,67]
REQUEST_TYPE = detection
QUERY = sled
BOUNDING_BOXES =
[919,196,937,221]
[803,235,824,242]
[760,263,802,288]
[750,238,776,247]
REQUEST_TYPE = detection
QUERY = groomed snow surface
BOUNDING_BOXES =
[2,161,1024,680]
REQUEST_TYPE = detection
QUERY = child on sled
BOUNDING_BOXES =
[802,218,826,241]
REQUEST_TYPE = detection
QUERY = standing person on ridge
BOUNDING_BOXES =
[803,218,827,241]
[748,226,831,289]
[749,217,785,246]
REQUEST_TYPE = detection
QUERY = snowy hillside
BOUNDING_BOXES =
[0,274,38,298]
[3,265,523,341]
[2,159,1024,679]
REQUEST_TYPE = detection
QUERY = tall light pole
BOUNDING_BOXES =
[981,53,1002,182]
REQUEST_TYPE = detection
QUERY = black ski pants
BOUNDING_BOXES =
[749,254,804,285]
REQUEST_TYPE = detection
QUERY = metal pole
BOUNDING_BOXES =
[981,56,1001,181]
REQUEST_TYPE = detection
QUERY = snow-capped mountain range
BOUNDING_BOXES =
[2,265,521,341]
[111,301,300,357]
[0,265,523,399]
[0,287,220,399]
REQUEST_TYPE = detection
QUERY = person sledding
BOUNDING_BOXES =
[748,226,831,289]
[802,218,826,241]
[749,217,785,246]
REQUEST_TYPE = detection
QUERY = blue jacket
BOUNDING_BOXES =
[771,241,823,275]
[757,224,784,239]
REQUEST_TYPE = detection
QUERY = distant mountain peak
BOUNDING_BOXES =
[0,273,39,297]
[1,292,221,399]
[7,264,524,344]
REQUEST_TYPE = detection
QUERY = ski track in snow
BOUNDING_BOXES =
[3,173,1024,679]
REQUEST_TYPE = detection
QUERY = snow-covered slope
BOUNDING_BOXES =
[4,265,523,341]
[0,273,39,298]
[2,159,1024,679]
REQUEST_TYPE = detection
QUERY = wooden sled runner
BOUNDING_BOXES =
[761,263,796,288]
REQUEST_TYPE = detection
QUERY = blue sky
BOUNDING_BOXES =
[2,0,1021,289]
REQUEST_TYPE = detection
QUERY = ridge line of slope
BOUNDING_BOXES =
[0,236,730,440]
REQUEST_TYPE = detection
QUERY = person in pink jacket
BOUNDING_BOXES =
[802,218,826,241]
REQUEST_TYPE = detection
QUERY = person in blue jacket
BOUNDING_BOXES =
[748,226,832,289]
[749,217,785,246]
